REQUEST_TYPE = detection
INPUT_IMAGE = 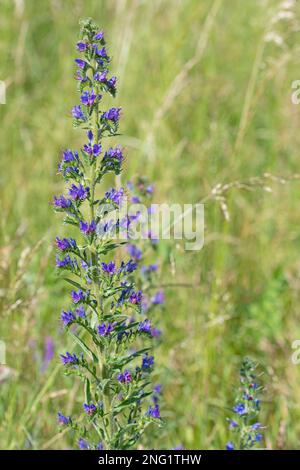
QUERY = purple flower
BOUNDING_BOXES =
[94,70,108,82]
[76,42,87,52]
[154,384,162,394]
[83,141,102,157]
[141,264,158,275]
[76,305,86,318]
[97,322,114,337]
[69,183,89,201]
[41,336,54,372]
[102,107,121,122]
[78,438,89,450]
[107,76,117,90]
[119,260,137,274]
[118,369,132,384]
[57,412,71,425]
[71,105,85,120]
[71,289,85,304]
[79,220,96,235]
[60,352,79,365]
[101,261,116,275]
[226,442,234,450]
[146,185,154,194]
[233,403,246,415]
[105,188,124,205]
[74,58,86,69]
[255,433,263,442]
[229,419,238,429]
[126,244,142,261]
[151,327,162,338]
[55,237,76,251]
[56,254,75,269]
[252,422,261,430]
[94,46,107,58]
[94,31,104,40]
[80,89,99,107]
[83,403,97,415]
[152,290,165,305]
[147,404,160,418]
[142,353,154,370]
[97,443,104,450]
[103,146,124,163]
[61,149,78,163]
[61,310,75,327]
[53,195,71,209]
[129,290,142,305]
[138,319,152,334]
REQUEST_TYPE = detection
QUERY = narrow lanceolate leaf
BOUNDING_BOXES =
[63,277,84,290]
[68,332,98,363]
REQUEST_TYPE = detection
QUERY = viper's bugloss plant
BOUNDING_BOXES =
[54,19,162,450]
[226,358,265,450]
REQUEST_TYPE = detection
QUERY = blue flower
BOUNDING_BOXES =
[69,183,89,201]
[56,254,76,269]
[71,105,85,120]
[94,70,108,82]
[101,261,116,275]
[107,76,117,91]
[75,306,86,318]
[229,419,238,429]
[138,319,152,334]
[78,437,89,450]
[255,433,263,442]
[60,352,79,365]
[126,244,142,261]
[61,149,79,163]
[94,45,107,58]
[147,404,160,418]
[74,58,86,69]
[53,195,71,209]
[71,289,86,304]
[83,403,97,415]
[76,42,87,52]
[57,412,71,425]
[119,260,137,274]
[61,310,75,326]
[105,187,124,205]
[141,353,154,370]
[226,441,234,450]
[55,237,76,251]
[118,369,132,384]
[97,322,114,337]
[152,290,165,305]
[80,220,96,235]
[94,31,104,40]
[233,403,246,415]
[80,89,99,107]
[102,107,121,122]
[129,290,142,305]
[103,146,124,163]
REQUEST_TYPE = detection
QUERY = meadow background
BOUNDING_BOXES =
[1,0,300,450]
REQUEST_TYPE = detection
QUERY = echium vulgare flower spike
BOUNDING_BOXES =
[225,357,265,450]
[53,18,161,450]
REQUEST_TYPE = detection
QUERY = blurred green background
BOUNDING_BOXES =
[1,0,300,449]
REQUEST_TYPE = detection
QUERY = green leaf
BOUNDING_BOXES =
[85,378,91,403]
[63,278,84,290]
[68,332,98,363]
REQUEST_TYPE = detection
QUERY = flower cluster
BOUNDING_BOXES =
[54,19,162,450]
[226,357,265,450]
